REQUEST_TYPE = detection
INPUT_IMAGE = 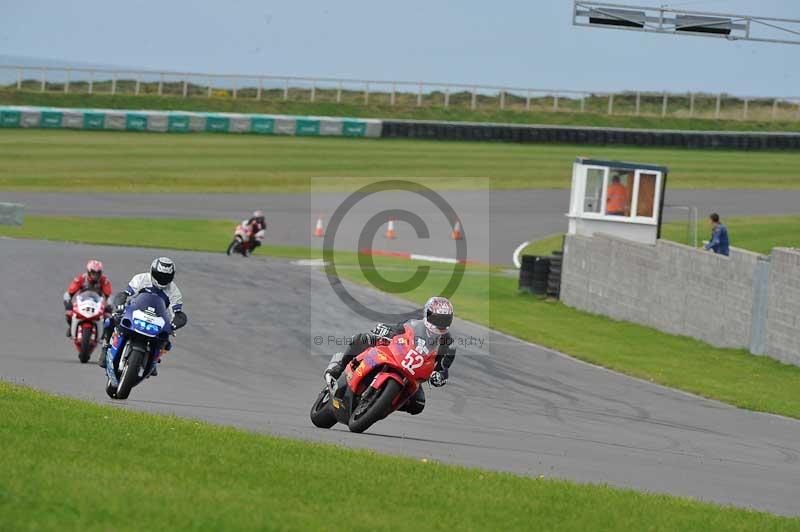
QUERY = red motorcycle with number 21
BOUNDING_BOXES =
[310,324,437,433]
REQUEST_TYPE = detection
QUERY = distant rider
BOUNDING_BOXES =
[324,296,456,415]
[241,210,267,256]
[99,257,187,372]
[63,260,112,337]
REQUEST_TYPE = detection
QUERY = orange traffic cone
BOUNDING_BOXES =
[313,216,325,237]
[451,219,463,240]
[385,219,397,240]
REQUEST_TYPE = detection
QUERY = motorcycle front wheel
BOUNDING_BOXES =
[115,345,145,400]
[348,378,402,434]
[226,240,240,256]
[78,326,92,363]
[309,388,338,429]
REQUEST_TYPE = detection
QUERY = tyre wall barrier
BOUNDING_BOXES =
[381,119,800,149]
[0,106,383,138]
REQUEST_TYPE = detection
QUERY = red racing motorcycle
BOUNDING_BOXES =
[226,222,265,257]
[310,324,438,433]
[68,289,106,363]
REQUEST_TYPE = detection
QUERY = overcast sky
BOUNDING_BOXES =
[3,0,799,96]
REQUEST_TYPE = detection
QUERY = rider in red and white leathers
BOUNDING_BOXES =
[240,210,267,256]
[63,260,112,336]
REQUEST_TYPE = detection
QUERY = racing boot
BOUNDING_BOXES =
[98,341,109,368]
[324,351,346,380]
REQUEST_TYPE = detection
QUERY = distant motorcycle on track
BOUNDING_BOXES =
[104,290,173,400]
[226,221,265,257]
[68,290,106,364]
[310,324,439,433]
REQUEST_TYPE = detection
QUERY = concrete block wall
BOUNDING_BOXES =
[561,233,764,351]
[765,248,800,365]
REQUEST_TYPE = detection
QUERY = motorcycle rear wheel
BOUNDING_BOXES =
[348,379,402,434]
[78,326,92,363]
[309,388,338,429]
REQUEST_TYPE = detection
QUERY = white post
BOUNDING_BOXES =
[471,88,477,110]
[135,74,141,96]
[607,93,614,115]
[232,78,237,99]
[64,69,71,93]
[111,72,117,96]
[635,91,640,115]
[182,79,188,98]
[796,101,800,120]
[257,78,263,101]
[417,83,422,107]
[500,90,505,110]
[525,90,530,111]
[336,81,342,103]
[207,78,213,98]
[580,96,585,112]
[16,67,22,90]
[158,73,163,96]
[310,80,316,102]
[715,93,722,118]
[40,68,46,92]
[771,98,779,120]
[390,82,396,106]
[553,93,559,112]
[283,79,288,100]
[743,98,749,119]
[689,92,695,117]
[364,82,369,104]
[661,92,668,117]
[89,71,94,95]
[444,87,450,108]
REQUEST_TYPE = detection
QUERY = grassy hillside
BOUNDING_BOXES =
[4,89,800,132]
[2,129,799,192]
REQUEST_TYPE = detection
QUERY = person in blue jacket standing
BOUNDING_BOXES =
[704,213,730,256]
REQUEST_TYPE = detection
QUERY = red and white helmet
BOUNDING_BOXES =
[423,296,454,336]
[86,260,103,281]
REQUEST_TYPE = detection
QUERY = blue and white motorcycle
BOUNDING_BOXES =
[104,290,173,400]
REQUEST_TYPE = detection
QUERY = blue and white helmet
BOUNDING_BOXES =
[150,257,175,289]
[423,296,454,336]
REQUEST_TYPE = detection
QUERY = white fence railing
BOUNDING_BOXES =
[2,65,800,121]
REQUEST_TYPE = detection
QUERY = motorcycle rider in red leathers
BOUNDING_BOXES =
[324,296,456,415]
[63,260,112,337]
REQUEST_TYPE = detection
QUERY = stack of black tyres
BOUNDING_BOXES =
[516,255,550,295]
[547,250,563,299]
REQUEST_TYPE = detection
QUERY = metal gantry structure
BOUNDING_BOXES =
[573,1,800,45]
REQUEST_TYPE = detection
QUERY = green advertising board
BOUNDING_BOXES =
[251,117,275,134]
[168,115,191,132]
[205,116,230,132]
[83,113,105,130]
[295,119,321,136]
[0,110,21,128]
[342,120,368,137]
[125,114,148,131]
[40,111,63,128]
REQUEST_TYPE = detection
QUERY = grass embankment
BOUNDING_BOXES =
[1,381,795,531]
[4,89,800,132]
[4,215,800,419]
[2,129,800,192]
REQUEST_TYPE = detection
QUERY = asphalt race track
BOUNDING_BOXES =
[5,189,800,263]
[2,238,800,515]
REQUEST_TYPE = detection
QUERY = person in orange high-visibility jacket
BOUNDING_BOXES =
[606,175,629,216]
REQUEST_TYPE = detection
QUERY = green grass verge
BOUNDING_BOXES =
[4,215,800,421]
[2,381,796,531]
[5,89,800,132]
[3,129,800,192]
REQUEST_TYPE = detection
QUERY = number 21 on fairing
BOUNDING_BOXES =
[401,349,424,374]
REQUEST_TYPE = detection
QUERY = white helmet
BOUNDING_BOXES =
[150,257,175,289]
[423,296,454,336]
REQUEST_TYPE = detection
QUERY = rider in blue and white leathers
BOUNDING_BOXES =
[99,257,187,369]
